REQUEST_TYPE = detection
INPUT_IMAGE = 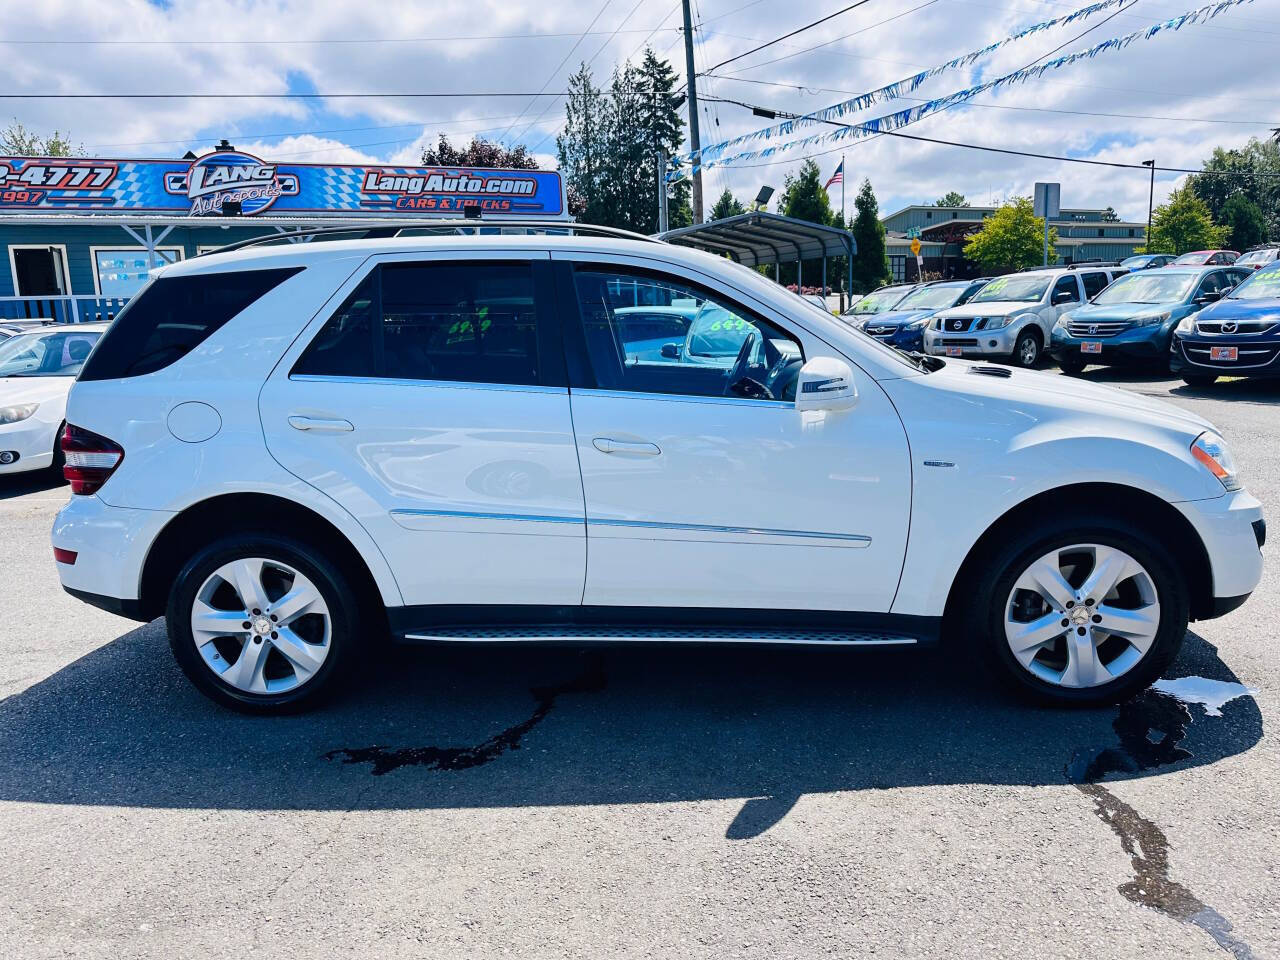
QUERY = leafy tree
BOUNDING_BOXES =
[1144,186,1228,255]
[963,197,1056,271]
[710,188,745,220]
[421,134,539,169]
[851,179,891,293]
[934,191,967,207]
[1189,137,1280,241]
[0,120,81,157]
[1222,194,1267,252]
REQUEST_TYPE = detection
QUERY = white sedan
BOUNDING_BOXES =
[0,323,107,475]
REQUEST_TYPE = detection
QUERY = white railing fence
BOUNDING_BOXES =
[0,295,130,324]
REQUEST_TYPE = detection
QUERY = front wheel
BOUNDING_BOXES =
[970,519,1188,706]
[1181,373,1218,388]
[166,534,362,713]
[1012,329,1041,368]
[1057,356,1087,376]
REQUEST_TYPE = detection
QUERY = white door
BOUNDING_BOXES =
[555,255,912,612]
[259,253,586,607]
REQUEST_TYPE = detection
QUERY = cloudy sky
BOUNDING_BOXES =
[2,0,1277,223]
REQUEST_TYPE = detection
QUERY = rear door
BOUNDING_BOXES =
[259,251,587,608]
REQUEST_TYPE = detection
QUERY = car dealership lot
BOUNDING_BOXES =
[1,370,1277,960]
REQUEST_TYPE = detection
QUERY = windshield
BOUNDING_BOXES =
[1227,265,1280,300]
[969,275,1050,303]
[1093,271,1197,305]
[1171,252,1209,265]
[895,283,970,311]
[686,304,756,357]
[1237,250,1274,266]
[0,329,102,378]
[848,287,911,315]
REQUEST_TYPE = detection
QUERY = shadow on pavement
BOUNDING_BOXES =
[0,470,65,501]
[0,623,1260,836]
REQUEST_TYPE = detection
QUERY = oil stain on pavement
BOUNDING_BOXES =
[323,658,607,776]
[1068,681,1258,960]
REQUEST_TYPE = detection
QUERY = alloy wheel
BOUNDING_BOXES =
[190,557,332,695]
[1004,543,1160,689]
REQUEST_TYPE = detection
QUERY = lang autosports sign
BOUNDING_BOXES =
[0,152,567,218]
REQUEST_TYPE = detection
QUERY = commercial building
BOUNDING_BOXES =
[0,142,568,321]
[882,204,1148,281]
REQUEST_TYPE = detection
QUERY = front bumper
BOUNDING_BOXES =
[1170,335,1280,378]
[1048,324,1172,365]
[0,415,59,474]
[52,493,174,614]
[865,325,928,353]
[923,324,1018,357]
[1175,488,1265,616]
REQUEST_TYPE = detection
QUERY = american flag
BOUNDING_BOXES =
[824,160,844,191]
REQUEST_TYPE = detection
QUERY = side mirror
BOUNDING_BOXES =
[1052,291,1076,305]
[660,342,682,359]
[1195,290,1223,305]
[1220,285,1235,297]
[795,357,858,413]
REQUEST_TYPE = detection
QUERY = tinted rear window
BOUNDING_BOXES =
[78,266,302,381]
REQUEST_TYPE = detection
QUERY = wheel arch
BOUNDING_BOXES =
[138,492,392,624]
[942,482,1215,628]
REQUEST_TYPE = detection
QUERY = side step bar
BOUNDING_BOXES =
[401,625,920,646]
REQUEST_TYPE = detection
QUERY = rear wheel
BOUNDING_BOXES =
[1181,373,1218,388]
[1012,329,1041,368]
[970,518,1188,706]
[166,533,362,713]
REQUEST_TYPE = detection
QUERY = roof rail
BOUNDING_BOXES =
[197,219,659,258]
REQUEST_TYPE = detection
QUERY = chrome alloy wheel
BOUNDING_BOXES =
[190,558,331,695]
[1004,543,1160,689]
[1018,334,1039,366]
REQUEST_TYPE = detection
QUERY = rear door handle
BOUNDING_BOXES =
[592,437,661,456]
[288,415,354,433]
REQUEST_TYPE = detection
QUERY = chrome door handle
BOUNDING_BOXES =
[288,415,354,433]
[592,437,661,456]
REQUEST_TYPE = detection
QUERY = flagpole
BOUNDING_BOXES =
[840,155,846,305]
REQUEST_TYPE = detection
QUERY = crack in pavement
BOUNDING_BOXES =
[1069,688,1257,960]
[323,658,607,776]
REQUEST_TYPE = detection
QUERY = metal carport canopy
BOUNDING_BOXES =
[657,212,855,269]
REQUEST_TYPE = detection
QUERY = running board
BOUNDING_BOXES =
[400,625,920,646]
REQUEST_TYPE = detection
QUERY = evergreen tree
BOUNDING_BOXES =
[710,188,746,220]
[1144,186,1228,254]
[780,159,835,226]
[963,197,1055,271]
[851,179,891,293]
[557,64,606,222]
[1190,137,1280,241]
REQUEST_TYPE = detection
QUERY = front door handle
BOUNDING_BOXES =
[592,437,661,456]
[288,415,354,433]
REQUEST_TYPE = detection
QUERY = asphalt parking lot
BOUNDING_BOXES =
[1,369,1277,960]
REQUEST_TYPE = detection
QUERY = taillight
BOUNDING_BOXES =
[62,424,124,495]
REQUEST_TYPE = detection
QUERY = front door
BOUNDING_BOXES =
[12,246,67,296]
[260,252,587,607]
[554,255,912,613]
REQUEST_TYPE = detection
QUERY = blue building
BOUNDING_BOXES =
[881,204,1148,281]
[0,143,568,322]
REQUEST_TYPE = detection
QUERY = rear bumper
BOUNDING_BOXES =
[1048,325,1171,364]
[52,494,173,611]
[61,586,150,621]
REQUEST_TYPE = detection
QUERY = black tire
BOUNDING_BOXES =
[166,533,363,714]
[967,515,1189,707]
[1012,329,1041,368]
[1058,356,1087,376]
[1181,373,1218,388]
[48,421,66,478]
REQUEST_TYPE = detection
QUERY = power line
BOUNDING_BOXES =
[0,29,683,46]
[701,0,879,75]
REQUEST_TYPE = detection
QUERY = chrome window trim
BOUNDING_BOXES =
[290,374,567,395]
[390,508,583,524]
[569,386,793,409]
[587,516,871,546]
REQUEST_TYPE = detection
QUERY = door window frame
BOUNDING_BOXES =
[8,243,71,297]
[1051,275,1082,305]
[286,251,567,391]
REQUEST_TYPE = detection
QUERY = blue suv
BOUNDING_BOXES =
[1049,265,1251,374]
[1171,260,1280,386]
[858,278,989,353]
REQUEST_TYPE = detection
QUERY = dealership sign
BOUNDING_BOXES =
[0,153,566,218]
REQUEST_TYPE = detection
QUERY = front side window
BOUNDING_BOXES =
[294,261,543,386]
[1051,276,1081,304]
[573,267,803,402]
[1081,272,1110,299]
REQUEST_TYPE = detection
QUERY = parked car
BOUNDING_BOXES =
[925,265,1128,367]
[1169,250,1239,266]
[1171,260,1280,386]
[1048,266,1252,375]
[841,283,918,326]
[1120,254,1176,271]
[860,278,990,353]
[1235,246,1280,271]
[0,323,107,475]
[0,320,54,344]
[53,228,1263,714]
[800,293,833,313]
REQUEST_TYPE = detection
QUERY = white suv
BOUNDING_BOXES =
[53,227,1264,712]
[925,265,1127,366]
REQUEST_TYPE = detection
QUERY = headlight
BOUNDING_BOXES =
[0,402,38,425]
[1191,431,1241,491]
[1134,311,1171,328]
[1176,314,1197,334]
[986,316,1013,330]
[1053,315,1070,329]
[906,316,930,330]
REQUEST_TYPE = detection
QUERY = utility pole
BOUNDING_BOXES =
[681,0,704,224]
[656,150,669,233]
[1142,159,1155,248]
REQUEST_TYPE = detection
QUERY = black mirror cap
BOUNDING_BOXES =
[660,342,682,359]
